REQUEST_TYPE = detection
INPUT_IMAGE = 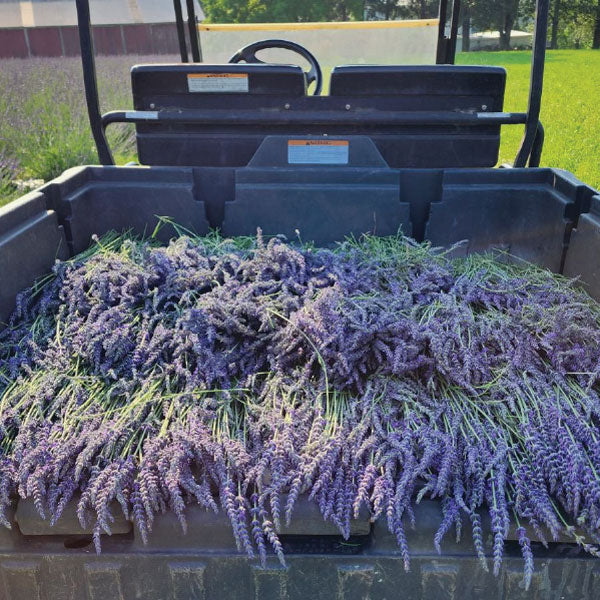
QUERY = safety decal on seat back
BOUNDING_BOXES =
[187,73,249,93]
[288,140,349,165]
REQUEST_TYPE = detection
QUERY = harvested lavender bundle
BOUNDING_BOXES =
[1,228,600,589]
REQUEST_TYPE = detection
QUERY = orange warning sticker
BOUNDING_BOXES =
[187,73,249,93]
[288,140,349,146]
[288,139,349,164]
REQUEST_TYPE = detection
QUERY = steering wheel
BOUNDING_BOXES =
[228,39,323,96]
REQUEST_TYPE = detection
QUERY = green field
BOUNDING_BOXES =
[0,49,598,209]
[457,50,600,189]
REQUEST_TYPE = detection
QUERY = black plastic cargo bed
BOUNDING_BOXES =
[1,159,599,599]
[1,498,599,600]
[2,159,599,324]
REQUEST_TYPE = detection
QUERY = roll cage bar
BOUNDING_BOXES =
[75,0,549,169]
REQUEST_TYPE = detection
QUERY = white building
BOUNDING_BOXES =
[0,0,204,28]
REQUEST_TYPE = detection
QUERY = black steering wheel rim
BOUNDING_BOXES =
[228,39,323,96]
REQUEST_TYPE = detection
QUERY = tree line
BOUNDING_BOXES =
[462,0,600,50]
[198,0,600,49]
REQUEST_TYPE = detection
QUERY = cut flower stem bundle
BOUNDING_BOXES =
[2,227,600,588]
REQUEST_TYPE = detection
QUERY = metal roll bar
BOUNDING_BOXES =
[75,0,113,165]
[172,0,188,62]
[514,0,549,167]
[437,0,461,64]
[101,110,529,128]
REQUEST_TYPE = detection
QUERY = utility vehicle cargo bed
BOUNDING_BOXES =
[0,161,599,599]
[2,162,599,324]
[0,499,599,600]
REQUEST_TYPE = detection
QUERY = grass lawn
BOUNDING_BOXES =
[0,49,598,208]
[456,49,600,189]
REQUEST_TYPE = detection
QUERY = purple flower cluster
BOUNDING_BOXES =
[1,232,600,588]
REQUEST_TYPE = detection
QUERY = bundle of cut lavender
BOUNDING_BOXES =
[1,228,600,589]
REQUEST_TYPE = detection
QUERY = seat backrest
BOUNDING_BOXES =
[132,64,307,167]
[132,63,307,107]
[328,65,506,168]
[329,65,505,111]
[130,64,507,169]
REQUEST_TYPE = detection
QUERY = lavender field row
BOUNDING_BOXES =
[0,55,176,206]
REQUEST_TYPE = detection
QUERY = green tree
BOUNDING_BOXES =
[474,0,522,49]
[460,2,471,51]
[364,0,402,19]
[363,0,437,19]
[546,0,593,48]
[200,0,365,22]
[200,0,600,48]
[459,0,533,51]
[331,0,366,20]
[199,0,268,23]
[520,0,600,49]
[592,0,600,47]
[550,0,562,48]
[569,0,600,49]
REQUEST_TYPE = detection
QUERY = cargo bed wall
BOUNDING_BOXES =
[0,497,599,600]
[1,164,599,324]
[0,191,68,325]
[564,194,600,295]
[426,169,578,272]
[44,166,211,255]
